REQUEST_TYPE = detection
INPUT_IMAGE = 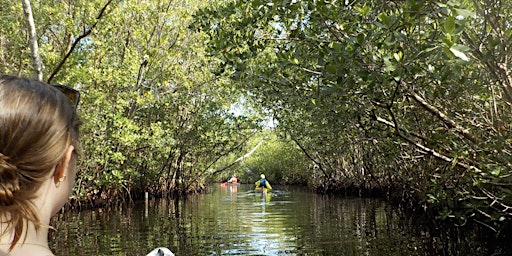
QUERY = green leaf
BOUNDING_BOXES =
[356,33,365,45]
[331,42,342,52]
[393,51,403,62]
[325,64,337,75]
[455,8,474,18]
[355,4,371,16]
[449,44,469,61]
[451,43,470,52]
[378,12,391,27]
[374,21,387,29]
[445,16,455,34]
[447,0,461,6]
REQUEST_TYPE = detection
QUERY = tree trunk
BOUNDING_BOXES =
[21,0,43,80]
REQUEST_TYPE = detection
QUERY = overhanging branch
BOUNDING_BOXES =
[47,0,114,83]
[373,114,482,172]
[209,138,264,176]
[407,89,479,143]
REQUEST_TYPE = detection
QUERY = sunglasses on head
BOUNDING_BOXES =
[51,84,80,110]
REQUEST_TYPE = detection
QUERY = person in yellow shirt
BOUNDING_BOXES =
[255,174,272,190]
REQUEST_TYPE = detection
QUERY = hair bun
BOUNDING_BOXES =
[0,153,20,205]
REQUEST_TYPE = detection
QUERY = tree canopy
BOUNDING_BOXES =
[193,0,512,231]
[1,0,261,205]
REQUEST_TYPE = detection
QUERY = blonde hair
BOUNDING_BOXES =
[0,75,81,250]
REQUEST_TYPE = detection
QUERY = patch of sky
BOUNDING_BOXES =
[229,96,276,129]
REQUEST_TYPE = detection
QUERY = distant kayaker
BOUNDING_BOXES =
[255,174,272,190]
[227,174,238,183]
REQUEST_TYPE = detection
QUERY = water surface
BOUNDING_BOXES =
[49,184,498,255]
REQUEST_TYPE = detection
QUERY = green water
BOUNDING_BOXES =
[49,184,499,255]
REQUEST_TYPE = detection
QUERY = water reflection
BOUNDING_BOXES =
[49,184,502,255]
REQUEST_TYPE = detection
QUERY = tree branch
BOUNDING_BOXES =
[290,135,331,180]
[47,0,114,83]
[372,114,482,172]
[407,89,479,143]
[209,138,263,175]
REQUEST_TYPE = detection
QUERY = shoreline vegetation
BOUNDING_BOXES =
[3,0,512,245]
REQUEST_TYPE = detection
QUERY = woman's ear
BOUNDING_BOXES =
[53,145,75,185]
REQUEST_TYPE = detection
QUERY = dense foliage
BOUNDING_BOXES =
[223,132,311,185]
[193,0,512,232]
[0,0,260,205]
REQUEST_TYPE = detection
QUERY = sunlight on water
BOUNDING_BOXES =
[49,184,496,256]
